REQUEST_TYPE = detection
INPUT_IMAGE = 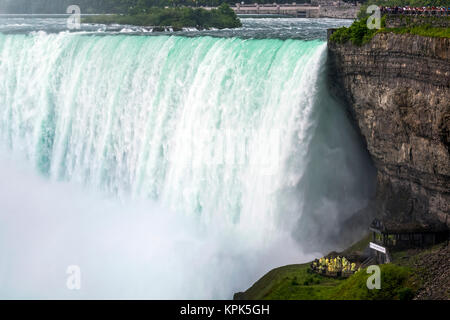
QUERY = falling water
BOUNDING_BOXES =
[0,30,374,299]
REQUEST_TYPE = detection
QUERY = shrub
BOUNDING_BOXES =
[330,17,380,46]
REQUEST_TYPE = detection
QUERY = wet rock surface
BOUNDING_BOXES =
[327,33,450,229]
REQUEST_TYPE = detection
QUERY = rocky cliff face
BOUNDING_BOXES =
[327,32,450,229]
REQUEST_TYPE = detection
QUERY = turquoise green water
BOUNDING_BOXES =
[0,34,324,226]
[0,31,374,299]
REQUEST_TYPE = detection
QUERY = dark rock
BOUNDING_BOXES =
[327,33,450,229]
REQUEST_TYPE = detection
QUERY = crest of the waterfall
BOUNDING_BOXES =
[0,33,326,243]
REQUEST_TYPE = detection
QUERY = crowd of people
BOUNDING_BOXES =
[311,256,361,276]
[380,6,450,15]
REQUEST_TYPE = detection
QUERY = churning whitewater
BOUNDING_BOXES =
[0,33,325,231]
[0,31,373,299]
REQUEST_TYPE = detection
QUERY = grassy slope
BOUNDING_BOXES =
[241,264,344,300]
[238,234,434,300]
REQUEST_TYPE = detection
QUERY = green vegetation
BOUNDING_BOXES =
[330,16,385,46]
[330,12,450,46]
[82,3,241,30]
[240,263,417,300]
[238,234,432,300]
[331,264,416,300]
[239,264,343,300]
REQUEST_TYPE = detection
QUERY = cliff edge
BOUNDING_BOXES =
[327,32,450,229]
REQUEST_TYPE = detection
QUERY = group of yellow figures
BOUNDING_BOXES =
[312,256,360,274]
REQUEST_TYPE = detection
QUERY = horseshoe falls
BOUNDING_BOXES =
[0,27,375,299]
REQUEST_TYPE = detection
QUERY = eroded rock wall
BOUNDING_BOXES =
[328,32,450,228]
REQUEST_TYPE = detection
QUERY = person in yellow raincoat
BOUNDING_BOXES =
[342,257,348,268]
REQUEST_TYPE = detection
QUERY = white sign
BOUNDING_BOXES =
[370,242,386,254]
